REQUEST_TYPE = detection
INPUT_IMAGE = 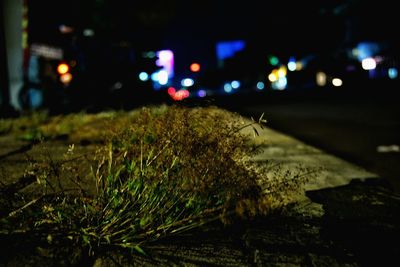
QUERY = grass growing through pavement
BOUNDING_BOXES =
[0,105,309,262]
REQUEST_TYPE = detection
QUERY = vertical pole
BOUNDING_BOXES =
[0,0,12,115]
[2,0,23,114]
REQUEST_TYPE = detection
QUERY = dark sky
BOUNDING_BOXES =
[28,0,397,55]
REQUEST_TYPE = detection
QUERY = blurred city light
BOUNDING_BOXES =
[288,57,296,71]
[156,50,174,78]
[181,78,194,87]
[295,61,303,71]
[231,80,240,89]
[224,83,233,93]
[268,55,279,66]
[83,28,95,37]
[60,73,72,84]
[272,77,287,90]
[139,72,149,81]
[277,66,287,77]
[57,63,69,75]
[151,72,159,82]
[388,68,398,79]
[112,82,123,90]
[268,72,278,82]
[197,89,206,98]
[256,81,265,90]
[172,89,190,101]
[332,78,343,87]
[59,24,74,34]
[143,51,156,58]
[316,72,327,86]
[361,58,377,70]
[158,70,169,85]
[216,40,246,61]
[354,42,380,61]
[167,87,176,96]
[190,63,201,72]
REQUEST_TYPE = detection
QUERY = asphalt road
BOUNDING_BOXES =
[212,85,400,193]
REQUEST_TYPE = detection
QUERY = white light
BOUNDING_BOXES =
[156,50,174,78]
[231,80,240,89]
[139,72,149,81]
[316,72,327,86]
[158,70,169,85]
[361,58,376,70]
[83,28,95,37]
[272,77,287,90]
[181,78,194,87]
[268,73,277,82]
[256,81,265,90]
[157,50,173,61]
[288,61,297,71]
[332,78,343,87]
[224,83,232,93]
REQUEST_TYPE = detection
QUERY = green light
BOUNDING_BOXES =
[268,55,279,66]
[142,51,156,58]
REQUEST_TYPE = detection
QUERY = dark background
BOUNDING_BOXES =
[28,0,398,57]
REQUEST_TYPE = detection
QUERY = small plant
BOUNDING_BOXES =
[0,105,311,262]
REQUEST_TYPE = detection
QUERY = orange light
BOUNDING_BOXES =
[57,63,69,75]
[60,73,73,84]
[190,63,200,72]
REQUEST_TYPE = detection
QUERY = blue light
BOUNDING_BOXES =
[216,40,246,61]
[139,72,149,81]
[224,83,232,93]
[355,42,380,61]
[197,89,206,98]
[256,82,265,90]
[231,80,240,89]
[388,68,398,79]
[151,72,159,82]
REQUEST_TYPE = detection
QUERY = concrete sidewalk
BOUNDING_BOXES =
[243,123,379,191]
[1,108,399,267]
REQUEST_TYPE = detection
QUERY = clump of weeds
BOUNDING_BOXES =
[0,105,311,265]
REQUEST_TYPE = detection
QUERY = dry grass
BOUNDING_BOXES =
[0,104,310,263]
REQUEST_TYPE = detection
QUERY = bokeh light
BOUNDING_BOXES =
[190,63,201,72]
[361,58,376,70]
[139,72,149,81]
[332,78,343,87]
[256,82,265,90]
[57,63,69,75]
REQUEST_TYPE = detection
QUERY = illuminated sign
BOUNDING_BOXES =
[30,43,63,60]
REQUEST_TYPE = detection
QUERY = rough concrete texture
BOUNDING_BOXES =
[246,125,378,191]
